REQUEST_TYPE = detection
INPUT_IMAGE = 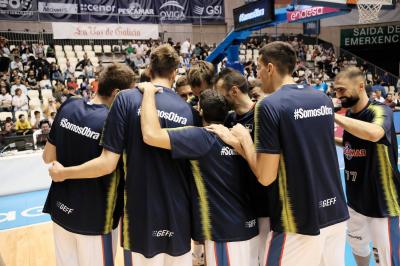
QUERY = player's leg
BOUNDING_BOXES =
[76,229,118,266]
[347,208,371,266]
[258,217,271,265]
[263,231,323,266]
[52,222,79,266]
[206,239,257,266]
[319,221,347,266]
[370,215,400,266]
[192,240,205,266]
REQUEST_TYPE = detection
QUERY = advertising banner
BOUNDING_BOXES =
[52,22,159,39]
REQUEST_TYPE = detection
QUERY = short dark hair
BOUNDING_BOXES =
[98,63,135,97]
[200,89,229,123]
[39,119,50,128]
[259,41,296,75]
[188,61,214,88]
[34,110,40,115]
[214,67,249,93]
[176,76,189,88]
[149,44,180,79]
[18,114,24,119]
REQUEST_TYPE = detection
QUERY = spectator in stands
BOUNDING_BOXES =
[50,63,64,83]
[0,86,12,111]
[175,76,193,102]
[370,91,377,101]
[46,44,55,58]
[95,60,104,74]
[84,61,95,78]
[31,110,42,129]
[192,43,202,59]
[33,119,51,148]
[10,77,27,95]
[10,55,23,72]
[313,78,328,93]
[53,81,65,103]
[26,69,39,91]
[67,77,78,91]
[397,79,400,92]
[180,38,191,57]
[43,97,58,118]
[15,113,31,131]
[34,41,45,58]
[20,40,33,56]
[34,54,50,80]
[374,90,385,103]
[0,121,16,147]
[381,72,390,86]
[63,60,75,81]
[349,57,357,66]
[75,53,92,71]
[371,81,386,98]
[39,74,52,90]
[89,75,99,94]
[12,88,28,112]
[384,93,396,110]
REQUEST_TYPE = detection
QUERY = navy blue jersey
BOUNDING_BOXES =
[168,127,258,242]
[224,106,270,218]
[343,101,400,217]
[101,87,194,257]
[43,97,124,235]
[255,84,349,235]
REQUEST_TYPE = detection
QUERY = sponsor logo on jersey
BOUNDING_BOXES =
[56,201,74,214]
[152,229,174,237]
[343,142,367,160]
[319,197,336,208]
[60,118,101,140]
[293,105,333,120]
[137,107,188,125]
[220,146,237,156]
[245,219,257,228]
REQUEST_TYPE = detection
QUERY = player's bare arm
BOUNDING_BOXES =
[335,113,385,142]
[49,148,120,182]
[231,124,280,186]
[43,141,57,163]
[138,82,171,150]
[335,137,343,147]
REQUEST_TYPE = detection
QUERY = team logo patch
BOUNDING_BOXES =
[343,142,367,160]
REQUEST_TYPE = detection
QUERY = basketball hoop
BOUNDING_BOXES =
[356,0,385,24]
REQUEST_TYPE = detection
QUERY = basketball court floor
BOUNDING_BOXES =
[1,143,387,266]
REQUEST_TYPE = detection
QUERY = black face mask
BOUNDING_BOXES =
[340,95,359,108]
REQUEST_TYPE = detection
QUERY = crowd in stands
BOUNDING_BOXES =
[1,33,400,150]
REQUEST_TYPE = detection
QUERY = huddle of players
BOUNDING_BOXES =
[44,41,400,266]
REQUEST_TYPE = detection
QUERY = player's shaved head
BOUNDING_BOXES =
[334,66,364,85]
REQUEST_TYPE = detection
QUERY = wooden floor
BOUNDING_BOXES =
[0,222,125,266]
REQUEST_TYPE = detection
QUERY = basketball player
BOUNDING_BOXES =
[42,64,135,266]
[49,44,194,265]
[208,42,349,266]
[214,67,270,264]
[334,67,400,266]
[187,60,215,97]
[139,84,259,266]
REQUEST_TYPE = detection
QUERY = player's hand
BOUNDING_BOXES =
[137,82,163,94]
[231,124,251,142]
[206,124,239,148]
[49,161,66,182]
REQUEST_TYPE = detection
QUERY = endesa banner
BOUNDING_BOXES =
[287,6,340,23]
[52,22,159,39]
